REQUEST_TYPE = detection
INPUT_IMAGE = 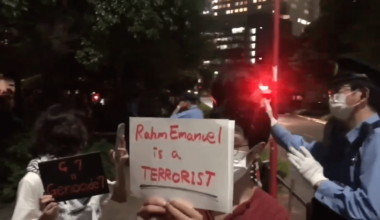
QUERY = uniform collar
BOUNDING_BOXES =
[346,113,380,143]
[190,105,198,109]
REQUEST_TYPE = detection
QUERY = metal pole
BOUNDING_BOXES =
[288,179,295,218]
[269,0,280,199]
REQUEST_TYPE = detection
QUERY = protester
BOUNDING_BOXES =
[11,104,128,220]
[266,57,380,219]
[136,124,288,220]
[170,93,203,119]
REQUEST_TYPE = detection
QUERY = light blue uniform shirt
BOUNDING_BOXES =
[272,114,380,220]
[170,105,204,119]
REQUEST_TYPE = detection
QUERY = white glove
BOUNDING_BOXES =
[287,147,328,187]
[262,98,277,127]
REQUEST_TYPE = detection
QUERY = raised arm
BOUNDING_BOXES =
[263,99,321,157]
[272,123,318,153]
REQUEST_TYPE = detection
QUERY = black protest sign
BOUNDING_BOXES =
[38,152,109,202]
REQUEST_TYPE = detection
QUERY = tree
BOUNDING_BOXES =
[289,0,380,83]
[0,0,209,115]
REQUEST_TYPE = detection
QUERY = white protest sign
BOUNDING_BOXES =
[129,118,235,213]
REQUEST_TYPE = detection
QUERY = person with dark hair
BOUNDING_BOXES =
[135,120,288,219]
[267,57,380,220]
[170,93,203,119]
[12,104,128,220]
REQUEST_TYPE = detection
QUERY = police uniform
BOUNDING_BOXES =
[272,57,380,220]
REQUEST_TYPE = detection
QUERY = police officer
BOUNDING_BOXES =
[170,93,203,119]
[265,57,380,220]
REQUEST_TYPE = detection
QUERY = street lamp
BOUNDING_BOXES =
[269,0,280,199]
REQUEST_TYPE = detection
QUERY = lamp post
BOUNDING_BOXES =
[269,0,280,199]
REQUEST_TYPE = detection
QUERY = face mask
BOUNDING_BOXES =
[233,150,249,182]
[329,91,358,121]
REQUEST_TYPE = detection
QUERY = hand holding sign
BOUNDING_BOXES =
[38,152,109,202]
[110,135,129,166]
[39,195,58,220]
[166,200,203,220]
[130,118,235,213]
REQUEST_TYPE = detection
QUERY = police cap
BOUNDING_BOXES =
[329,56,380,89]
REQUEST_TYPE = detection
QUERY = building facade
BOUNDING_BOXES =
[288,0,320,36]
[202,0,319,75]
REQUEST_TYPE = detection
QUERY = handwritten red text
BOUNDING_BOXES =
[171,150,181,160]
[141,166,216,187]
[153,147,163,159]
[47,176,106,197]
[135,124,222,144]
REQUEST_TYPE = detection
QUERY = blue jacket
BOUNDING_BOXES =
[272,114,380,220]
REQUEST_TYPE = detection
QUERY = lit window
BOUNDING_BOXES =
[253,0,257,3]
[232,27,245,33]
[259,57,262,60]
[235,9,238,12]
[203,60,210,64]
[218,45,228,50]
[214,12,218,16]
[291,3,296,8]
[251,28,256,34]
[251,58,256,63]
[239,8,243,12]
[263,0,266,1]
[260,27,263,29]
[230,10,234,13]
[304,10,309,14]
[251,43,256,49]
[251,36,256,41]
[251,51,256,56]
[227,3,230,7]
[258,5,262,9]
[272,10,274,13]
[235,2,239,6]
[226,10,230,14]
[243,7,247,11]
[212,5,218,9]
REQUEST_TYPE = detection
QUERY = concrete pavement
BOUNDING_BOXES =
[200,97,213,108]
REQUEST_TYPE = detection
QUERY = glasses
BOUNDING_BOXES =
[329,85,351,97]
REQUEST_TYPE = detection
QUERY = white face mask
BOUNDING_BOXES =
[329,90,358,121]
[233,150,249,182]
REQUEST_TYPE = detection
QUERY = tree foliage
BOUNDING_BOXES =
[289,0,380,82]
[0,0,208,92]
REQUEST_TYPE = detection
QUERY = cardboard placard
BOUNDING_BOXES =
[129,118,235,213]
[38,152,109,202]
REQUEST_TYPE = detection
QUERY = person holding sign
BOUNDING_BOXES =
[136,124,289,220]
[12,104,129,220]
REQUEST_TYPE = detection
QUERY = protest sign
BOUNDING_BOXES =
[129,118,235,213]
[38,152,109,202]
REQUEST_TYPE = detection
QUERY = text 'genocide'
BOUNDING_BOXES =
[135,124,223,144]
